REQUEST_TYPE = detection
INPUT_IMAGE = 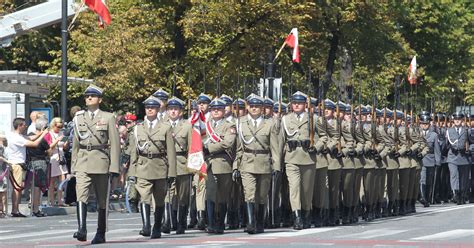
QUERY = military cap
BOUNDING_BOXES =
[452,112,464,120]
[233,98,246,109]
[263,97,274,107]
[152,88,169,101]
[197,93,212,104]
[220,94,233,105]
[310,97,318,106]
[324,99,336,110]
[273,102,288,112]
[291,91,307,103]
[395,110,404,119]
[247,94,264,106]
[419,114,431,124]
[376,108,383,117]
[167,96,185,109]
[356,105,369,115]
[209,98,226,109]
[84,84,103,96]
[418,110,430,118]
[436,112,446,121]
[143,96,161,107]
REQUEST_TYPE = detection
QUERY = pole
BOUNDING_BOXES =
[61,0,68,121]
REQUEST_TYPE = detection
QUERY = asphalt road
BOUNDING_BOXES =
[0,203,473,248]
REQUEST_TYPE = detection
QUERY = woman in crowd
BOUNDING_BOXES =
[0,131,8,218]
[44,117,68,206]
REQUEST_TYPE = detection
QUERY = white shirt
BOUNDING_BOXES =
[145,118,158,129]
[27,122,36,135]
[88,109,99,119]
[295,112,305,122]
[169,119,181,128]
[5,132,28,164]
[247,115,263,128]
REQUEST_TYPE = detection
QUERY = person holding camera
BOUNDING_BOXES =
[44,117,68,207]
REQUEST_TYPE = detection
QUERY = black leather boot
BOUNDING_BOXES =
[171,209,178,231]
[162,203,172,234]
[246,202,256,234]
[206,201,217,234]
[139,203,151,236]
[227,210,238,230]
[313,208,322,227]
[91,209,106,244]
[342,206,351,225]
[398,200,406,216]
[293,210,303,230]
[151,206,164,239]
[216,203,227,234]
[256,204,265,233]
[197,211,206,230]
[327,208,336,226]
[392,200,399,216]
[420,184,430,207]
[303,210,311,229]
[374,202,382,219]
[176,205,187,234]
[351,206,359,223]
[73,202,87,241]
[188,208,197,228]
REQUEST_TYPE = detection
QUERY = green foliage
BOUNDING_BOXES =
[0,1,471,114]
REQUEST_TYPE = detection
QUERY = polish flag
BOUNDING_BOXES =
[408,56,417,85]
[84,0,112,27]
[285,28,300,63]
[187,112,207,180]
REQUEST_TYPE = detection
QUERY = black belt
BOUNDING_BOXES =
[79,144,109,151]
[176,151,187,156]
[139,152,165,159]
[244,148,270,154]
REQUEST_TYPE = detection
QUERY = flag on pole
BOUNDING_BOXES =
[187,111,207,180]
[84,0,112,27]
[285,28,300,63]
[274,28,300,63]
[408,56,417,85]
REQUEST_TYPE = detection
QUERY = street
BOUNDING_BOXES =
[0,203,472,248]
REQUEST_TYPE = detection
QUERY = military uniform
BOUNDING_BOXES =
[419,114,441,207]
[204,98,237,234]
[233,94,281,234]
[396,111,411,215]
[71,85,120,244]
[374,109,389,217]
[280,92,319,230]
[446,112,471,204]
[167,97,193,234]
[130,96,177,239]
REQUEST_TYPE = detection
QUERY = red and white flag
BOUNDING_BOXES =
[285,28,300,63]
[187,111,207,180]
[84,0,112,27]
[408,56,417,85]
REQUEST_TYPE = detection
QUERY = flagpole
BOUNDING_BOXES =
[273,41,286,62]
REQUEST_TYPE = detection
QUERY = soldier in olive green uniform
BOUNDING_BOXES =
[167,97,193,234]
[72,85,121,244]
[360,106,377,221]
[339,102,356,224]
[353,105,370,222]
[129,96,177,239]
[203,98,237,234]
[407,116,427,213]
[373,108,388,218]
[233,94,281,234]
[396,110,411,215]
[280,92,321,230]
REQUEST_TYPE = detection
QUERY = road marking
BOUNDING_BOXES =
[28,228,134,242]
[0,230,14,234]
[237,237,277,240]
[339,229,409,239]
[371,204,474,224]
[259,227,339,237]
[203,241,248,244]
[0,229,76,241]
[411,229,474,241]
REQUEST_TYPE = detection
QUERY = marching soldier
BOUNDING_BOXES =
[375,108,389,217]
[233,94,281,234]
[153,88,170,122]
[396,110,412,215]
[220,94,234,123]
[167,97,193,234]
[264,97,274,119]
[129,96,177,239]
[193,93,212,230]
[434,113,451,204]
[446,112,470,204]
[279,92,320,230]
[203,98,237,234]
[339,102,356,224]
[419,113,441,207]
[323,99,342,226]
[72,85,121,244]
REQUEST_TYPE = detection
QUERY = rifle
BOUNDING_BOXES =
[371,80,378,151]
[308,67,314,147]
[394,76,400,151]
[336,79,342,155]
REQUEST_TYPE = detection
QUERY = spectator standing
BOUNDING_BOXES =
[44,117,68,206]
[0,131,8,218]
[27,111,39,135]
[5,117,47,217]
